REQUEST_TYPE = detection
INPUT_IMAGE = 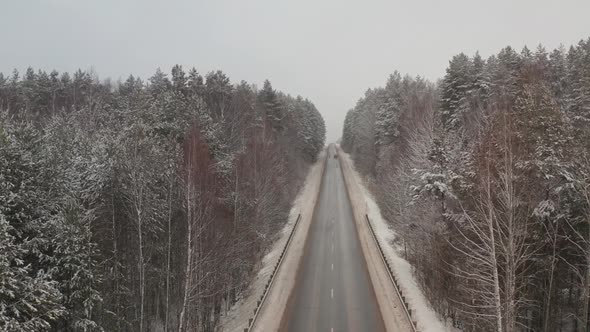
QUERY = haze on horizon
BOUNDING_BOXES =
[1,0,588,142]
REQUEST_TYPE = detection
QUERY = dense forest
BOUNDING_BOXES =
[342,38,590,331]
[0,66,325,331]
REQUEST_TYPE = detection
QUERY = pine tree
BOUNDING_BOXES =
[375,71,402,147]
[567,39,590,125]
[0,212,64,332]
[441,53,475,130]
[548,46,568,106]
[259,80,285,133]
[171,65,187,96]
[0,121,65,331]
[149,68,172,97]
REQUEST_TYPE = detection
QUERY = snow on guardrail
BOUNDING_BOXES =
[365,214,419,332]
[242,214,302,332]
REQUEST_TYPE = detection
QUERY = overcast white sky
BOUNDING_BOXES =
[1,0,589,142]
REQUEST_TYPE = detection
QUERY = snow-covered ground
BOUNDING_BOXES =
[218,151,326,332]
[340,150,457,332]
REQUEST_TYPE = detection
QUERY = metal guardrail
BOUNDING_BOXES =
[243,213,302,332]
[365,214,419,332]
[244,151,328,331]
[335,146,418,331]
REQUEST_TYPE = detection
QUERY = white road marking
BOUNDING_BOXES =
[331,288,334,299]
[331,328,334,332]
[331,263,334,270]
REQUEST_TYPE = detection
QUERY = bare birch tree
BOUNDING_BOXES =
[451,108,535,332]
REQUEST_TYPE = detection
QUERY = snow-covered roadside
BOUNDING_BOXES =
[218,151,327,332]
[339,150,456,332]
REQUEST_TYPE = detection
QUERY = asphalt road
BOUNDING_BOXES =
[280,145,386,332]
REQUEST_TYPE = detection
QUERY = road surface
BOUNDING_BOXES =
[280,145,386,332]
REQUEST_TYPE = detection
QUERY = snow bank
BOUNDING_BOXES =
[340,150,456,332]
[218,151,326,332]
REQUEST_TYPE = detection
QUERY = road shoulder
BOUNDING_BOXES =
[337,146,414,332]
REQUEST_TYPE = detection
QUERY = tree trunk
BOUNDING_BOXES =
[486,159,503,332]
[179,176,193,332]
[580,186,590,332]
[581,241,590,332]
[543,228,558,332]
[488,202,503,332]
[138,212,145,332]
[112,194,121,331]
[165,177,173,332]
